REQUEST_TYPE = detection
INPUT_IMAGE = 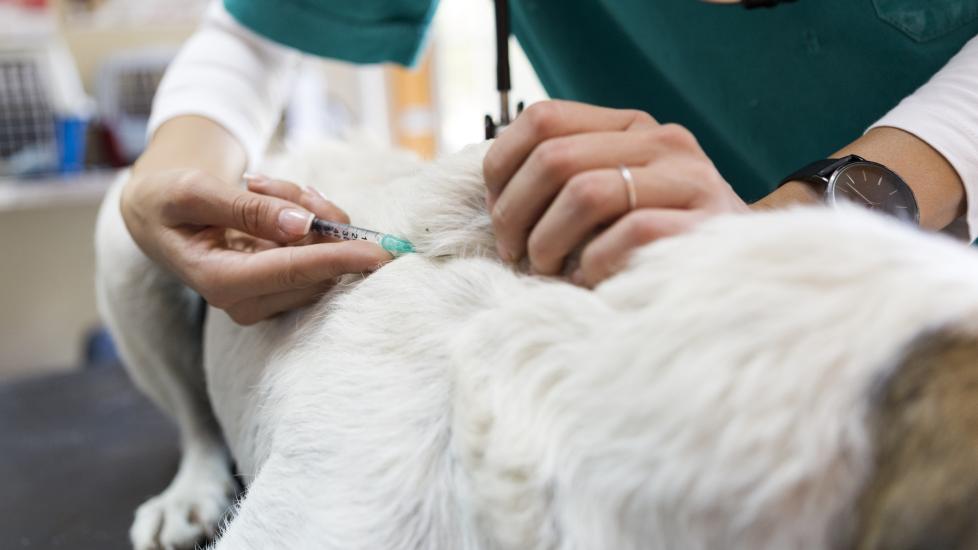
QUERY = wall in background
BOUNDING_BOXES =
[62,25,190,93]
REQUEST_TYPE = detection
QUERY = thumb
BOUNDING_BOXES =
[165,175,315,242]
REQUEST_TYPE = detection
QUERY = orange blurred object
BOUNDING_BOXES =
[387,51,437,160]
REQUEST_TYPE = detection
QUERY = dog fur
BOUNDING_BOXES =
[96,140,978,549]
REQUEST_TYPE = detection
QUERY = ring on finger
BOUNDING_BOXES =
[618,164,638,211]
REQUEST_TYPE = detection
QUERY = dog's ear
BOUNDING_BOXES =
[850,329,978,550]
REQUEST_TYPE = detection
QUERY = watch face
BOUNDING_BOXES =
[827,162,919,224]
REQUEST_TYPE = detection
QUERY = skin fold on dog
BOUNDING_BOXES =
[95,140,978,550]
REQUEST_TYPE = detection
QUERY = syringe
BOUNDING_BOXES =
[310,217,415,257]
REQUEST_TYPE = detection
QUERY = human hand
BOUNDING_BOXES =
[483,100,748,288]
[120,169,391,325]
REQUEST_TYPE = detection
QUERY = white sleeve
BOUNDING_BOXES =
[148,0,300,168]
[869,35,978,239]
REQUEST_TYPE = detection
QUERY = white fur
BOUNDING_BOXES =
[97,140,978,550]
[96,177,238,550]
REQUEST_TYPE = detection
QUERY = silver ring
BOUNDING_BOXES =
[618,164,638,211]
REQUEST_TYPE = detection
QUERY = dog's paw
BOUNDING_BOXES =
[130,450,237,550]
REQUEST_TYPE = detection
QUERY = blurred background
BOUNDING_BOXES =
[0,0,548,381]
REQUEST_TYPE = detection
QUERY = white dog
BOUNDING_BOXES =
[96,141,978,550]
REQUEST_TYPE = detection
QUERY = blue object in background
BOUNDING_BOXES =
[84,326,120,368]
[55,116,88,174]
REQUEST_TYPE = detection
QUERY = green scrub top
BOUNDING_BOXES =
[224,0,978,202]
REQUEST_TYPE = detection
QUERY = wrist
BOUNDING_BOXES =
[750,180,822,212]
[836,127,964,230]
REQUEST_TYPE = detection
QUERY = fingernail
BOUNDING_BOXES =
[570,269,585,286]
[278,208,314,235]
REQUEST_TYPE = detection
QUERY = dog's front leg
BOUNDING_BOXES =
[95,175,237,550]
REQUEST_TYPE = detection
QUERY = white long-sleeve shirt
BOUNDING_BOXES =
[148,1,299,165]
[150,1,978,237]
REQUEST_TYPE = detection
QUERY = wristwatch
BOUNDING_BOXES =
[779,155,920,225]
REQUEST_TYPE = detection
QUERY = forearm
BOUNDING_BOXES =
[133,115,247,185]
[753,126,965,230]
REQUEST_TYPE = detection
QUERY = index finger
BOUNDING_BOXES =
[245,175,351,225]
[482,101,656,201]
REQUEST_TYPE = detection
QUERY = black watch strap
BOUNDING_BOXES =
[743,0,797,8]
[779,155,864,188]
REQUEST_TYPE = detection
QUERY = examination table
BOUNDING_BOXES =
[0,363,179,549]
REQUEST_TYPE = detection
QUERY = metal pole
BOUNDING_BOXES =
[494,0,511,125]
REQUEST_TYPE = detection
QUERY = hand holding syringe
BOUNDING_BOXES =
[242,173,415,257]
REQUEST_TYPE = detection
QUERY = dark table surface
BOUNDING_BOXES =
[0,364,179,549]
